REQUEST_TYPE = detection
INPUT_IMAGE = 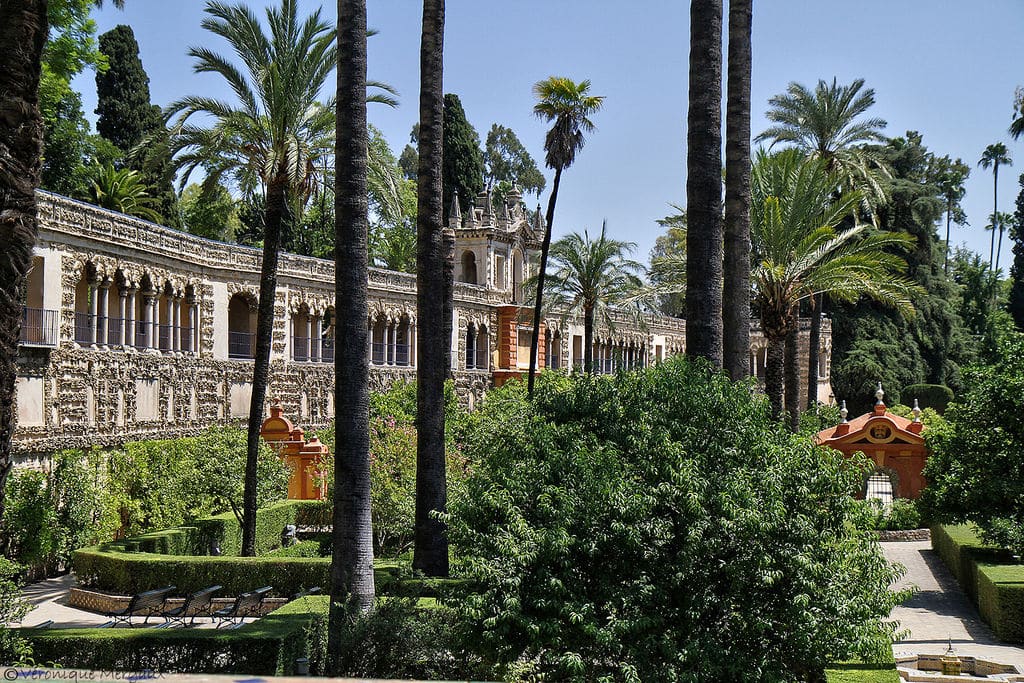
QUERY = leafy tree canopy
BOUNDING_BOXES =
[1010,174,1024,330]
[646,205,687,317]
[447,358,902,681]
[180,182,240,241]
[483,123,545,198]
[96,25,156,154]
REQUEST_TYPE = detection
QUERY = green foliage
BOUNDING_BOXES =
[368,126,417,271]
[180,182,241,241]
[646,205,687,317]
[483,123,545,199]
[1009,173,1024,330]
[922,332,1024,556]
[0,559,31,665]
[442,94,485,222]
[887,403,946,430]
[328,598,480,679]
[898,384,953,413]
[95,25,155,155]
[25,597,328,675]
[850,499,923,532]
[447,358,903,681]
[78,164,163,222]
[831,133,976,415]
[824,665,900,683]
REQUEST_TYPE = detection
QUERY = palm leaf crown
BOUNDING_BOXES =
[750,149,919,332]
[532,77,604,172]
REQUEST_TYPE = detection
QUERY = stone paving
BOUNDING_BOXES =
[884,539,1024,671]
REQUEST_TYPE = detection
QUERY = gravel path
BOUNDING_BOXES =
[883,540,1024,670]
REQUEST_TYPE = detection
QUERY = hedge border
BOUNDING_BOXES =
[23,596,329,676]
[930,524,1024,642]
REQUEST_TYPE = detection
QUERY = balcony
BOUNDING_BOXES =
[19,307,58,348]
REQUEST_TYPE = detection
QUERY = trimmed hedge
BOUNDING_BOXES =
[24,596,329,675]
[825,654,898,682]
[901,384,953,414]
[931,524,1024,642]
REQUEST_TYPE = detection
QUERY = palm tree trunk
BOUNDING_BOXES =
[943,203,952,276]
[412,0,449,579]
[527,166,562,396]
[328,1,375,663]
[0,0,47,528]
[805,294,821,410]
[722,0,751,381]
[990,164,999,273]
[784,312,800,433]
[583,305,594,373]
[766,334,785,420]
[685,0,724,368]
[241,177,286,557]
[997,223,1006,277]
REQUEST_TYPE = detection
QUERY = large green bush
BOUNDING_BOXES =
[922,332,1024,555]
[899,384,954,414]
[446,358,903,682]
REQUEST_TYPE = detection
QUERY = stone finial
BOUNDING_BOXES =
[840,400,848,423]
[501,200,511,224]
[448,193,461,229]
[875,382,885,405]
[483,189,494,220]
[463,199,476,228]
[912,398,922,423]
[533,205,544,234]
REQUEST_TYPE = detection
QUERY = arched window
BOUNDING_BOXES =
[292,305,311,362]
[546,330,561,370]
[228,293,255,359]
[370,315,387,365]
[466,323,477,369]
[157,282,173,352]
[864,470,896,506]
[512,249,524,303]
[396,315,412,366]
[460,251,478,285]
[476,324,489,371]
[20,256,57,347]
[321,307,336,362]
[74,263,96,345]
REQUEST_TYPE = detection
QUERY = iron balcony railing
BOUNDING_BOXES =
[74,311,94,345]
[320,338,335,363]
[228,331,255,359]
[19,307,59,347]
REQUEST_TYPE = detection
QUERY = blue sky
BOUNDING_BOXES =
[75,1,1024,269]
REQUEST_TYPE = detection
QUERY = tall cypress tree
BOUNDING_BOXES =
[1009,173,1024,330]
[442,93,483,223]
[96,25,179,226]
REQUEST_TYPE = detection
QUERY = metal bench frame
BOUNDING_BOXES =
[101,586,176,628]
[213,586,272,629]
[157,584,223,628]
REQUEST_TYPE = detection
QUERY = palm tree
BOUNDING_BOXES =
[723,0,752,380]
[988,210,1016,278]
[756,77,891,410]
[328,0,375,656]
[979,143,1013,275]
[686,0,724,367]
[1010,87,1024,141]
[750,150,917,429]
[526,77,604,396]
[537,222,643,373]
[80,164,163,222]
[413,0,449,579]
[933,157,970,275]
[165,0,339,558]
[0,0,123,526]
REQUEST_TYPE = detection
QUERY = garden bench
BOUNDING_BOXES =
[213,586,272,629]
[157,584,222,628]
[101,585,176,627]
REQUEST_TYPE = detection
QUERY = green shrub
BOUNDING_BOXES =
[25,596,328,675]
[447,358,903,682]
[900,383,954,413]
[0,558,30,665]
[922,334,1024,556]
[884,499,922,531]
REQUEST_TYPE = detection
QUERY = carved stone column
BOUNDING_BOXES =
[313,315,322,362]
[126,286,137,348]
[88,279,99,346]
[118,288,128,347]
[173,297,182,352]
[97,280,110,347]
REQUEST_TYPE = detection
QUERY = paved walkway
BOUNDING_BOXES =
[884,540,1024,670]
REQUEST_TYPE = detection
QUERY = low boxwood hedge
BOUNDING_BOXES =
[931,524,1024,642]
[24,596,329,675]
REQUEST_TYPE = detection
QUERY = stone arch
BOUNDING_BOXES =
[863,466,900,503]
[228,292,256,359]
[460,250,478,285]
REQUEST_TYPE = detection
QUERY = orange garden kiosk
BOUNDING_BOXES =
[815,384,928,499]
[259,402,329,500]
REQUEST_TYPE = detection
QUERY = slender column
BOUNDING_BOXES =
[97,281,110,347]
[143,293,155,349]
[173,297,182,352]
[118,289,128,347]
[189,299,199,354]
[367,319,374,364]
[385,320,394,365]
[305,315,313,362]
[88,281,99,345]
[410,321,417,368]
[126,287,137,348]
[313,315,322,362]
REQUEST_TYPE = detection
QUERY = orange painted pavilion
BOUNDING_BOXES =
[259,403,329,500]
[815,384,928,499]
